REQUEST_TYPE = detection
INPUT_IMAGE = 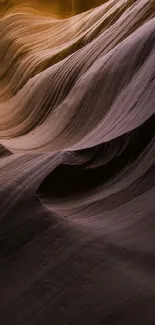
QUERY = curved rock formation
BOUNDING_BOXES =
[0,1,155,324]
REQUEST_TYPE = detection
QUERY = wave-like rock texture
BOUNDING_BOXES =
[0,0,155,324]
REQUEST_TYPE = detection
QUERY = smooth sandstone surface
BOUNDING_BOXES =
[0,1,155,324]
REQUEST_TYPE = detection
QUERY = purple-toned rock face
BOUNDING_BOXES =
[0,1,155,324]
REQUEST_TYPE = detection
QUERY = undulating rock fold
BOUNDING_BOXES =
[0,1,155,324]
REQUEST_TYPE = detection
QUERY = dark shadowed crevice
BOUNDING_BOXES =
[38,114,155,200]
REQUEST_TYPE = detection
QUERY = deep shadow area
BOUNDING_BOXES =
[38,114,155,199]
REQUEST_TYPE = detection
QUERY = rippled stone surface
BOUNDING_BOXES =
[0,1,155,324]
